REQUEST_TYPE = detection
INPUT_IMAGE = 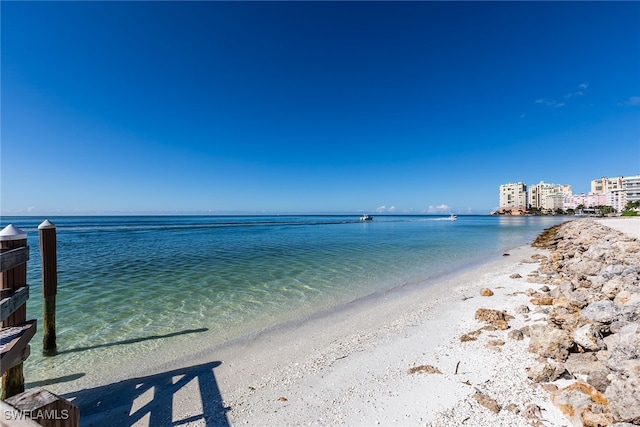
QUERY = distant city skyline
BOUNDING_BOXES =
[2,2,639,215]
[498,173,639,214]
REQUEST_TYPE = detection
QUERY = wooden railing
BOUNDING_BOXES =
[0,226,37,398]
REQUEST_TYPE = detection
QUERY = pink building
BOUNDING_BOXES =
[563,193,607,210]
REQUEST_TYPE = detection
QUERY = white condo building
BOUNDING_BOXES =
[591,175,640,211]
[624,175,640,203]
[528,181,572,211]
[499,182,527,214]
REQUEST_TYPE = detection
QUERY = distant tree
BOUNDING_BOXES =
[528,206,542,215]
[624,200,640,211]
[622,200,640,216]
[554,208,565,215]
[595,205,615,215]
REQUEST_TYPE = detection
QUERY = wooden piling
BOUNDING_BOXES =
[39,220,58,356]
[1,224,28,399]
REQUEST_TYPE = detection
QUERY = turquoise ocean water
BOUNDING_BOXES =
[1,215,566,388]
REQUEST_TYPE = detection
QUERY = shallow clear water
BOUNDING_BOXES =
[1,215,566,387]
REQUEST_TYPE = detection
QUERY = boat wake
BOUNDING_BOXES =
[428,215,458,221]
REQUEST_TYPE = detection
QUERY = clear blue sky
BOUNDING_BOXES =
[2,2,639,215]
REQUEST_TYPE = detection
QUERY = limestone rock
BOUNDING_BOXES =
[581,409,615,427]
[587,369,611,394]
[527,288,541,297]
[604,323,640,372]
[528,324,574,361]
[527,220,640,426]
[601,263,630,280]
[563,353,611,393]
[551,381,609,427]
[407,365,442,375]
[472,392,500,413]
[460,331,480,342]
[480,287,494,297]
[504,403,519,414]
[565,289,591,310]
[474,308,513,330]
[582,300,619,325]
[550,281,576,299]
[530,296,554,306]
[568,259,604,277]
[610,320,633,334]
[486,339,505,349]
[614,289,640,305]
[605,361,640,424]
[563,352,596,368]
[522,404,542,419]
[602,278,627,300]
[572,323,606,352]
[615,292,640,323]
[527,361,566,382]
[507,329,524,341]
[548,308,581,332]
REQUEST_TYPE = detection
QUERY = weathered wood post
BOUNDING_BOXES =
[39,220,57,356]
[1,224,28,399]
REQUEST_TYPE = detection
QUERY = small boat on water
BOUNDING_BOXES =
[447,214,457,220]
[360,214,373,221]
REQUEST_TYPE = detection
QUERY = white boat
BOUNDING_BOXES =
[447,214,457,220]
[360,214,373,221]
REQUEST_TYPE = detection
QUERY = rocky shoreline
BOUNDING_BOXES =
[522,219,640,426]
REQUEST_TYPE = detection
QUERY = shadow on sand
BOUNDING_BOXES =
[65,361,229,427]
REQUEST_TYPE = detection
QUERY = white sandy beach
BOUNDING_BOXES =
[595,217,640,238]
[70,217,639,426]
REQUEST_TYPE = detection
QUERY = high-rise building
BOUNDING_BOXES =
[606,190,627,212]
[591,176,624,194]
[623,175,640,204]
[528,181,572,210]
[497,174,638,215]
[591,175,640,211]
[499,182,527,214]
